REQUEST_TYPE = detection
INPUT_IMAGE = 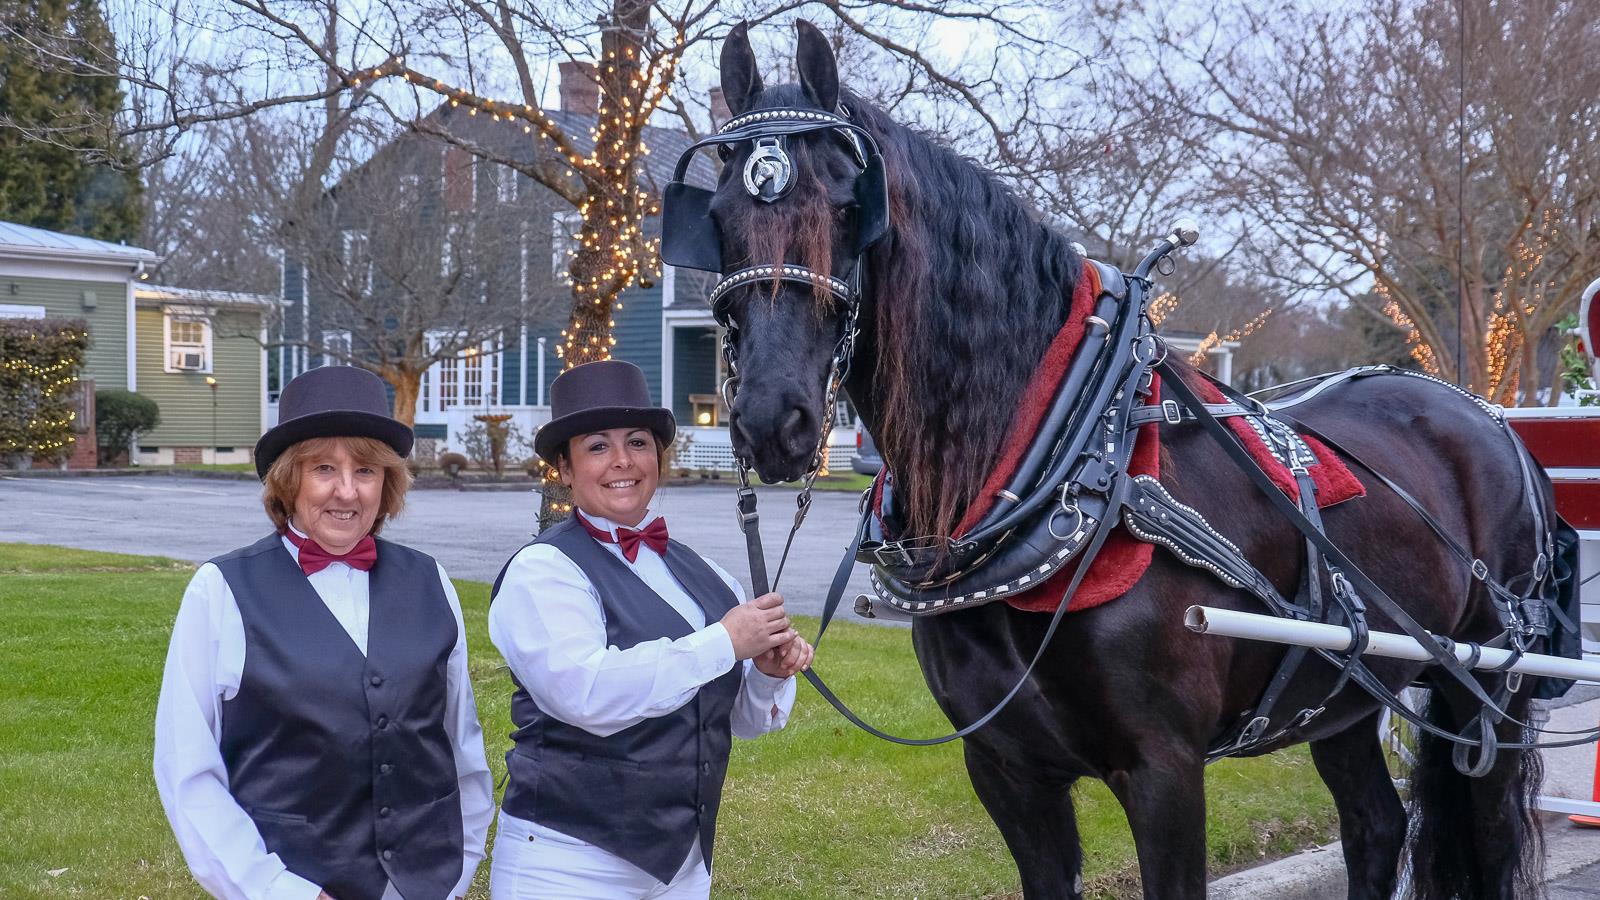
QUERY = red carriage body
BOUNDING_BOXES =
[1504,277,1600,664]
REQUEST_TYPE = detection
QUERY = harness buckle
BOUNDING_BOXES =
[1161,399,1182,425]
[1240,715,1271,745]
[1471,558,1490,581]
[735,485,759,528]
[871,542,912,568]
[1291,706,1325,729]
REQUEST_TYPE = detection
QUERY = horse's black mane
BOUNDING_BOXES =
[766,85,1085,539]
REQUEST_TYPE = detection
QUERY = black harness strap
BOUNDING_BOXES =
[736,485,770,596]
[1155,365,1510,705]
[797,472,1133,745]
[1208,472,1329,758]
[1154,362,1600,752]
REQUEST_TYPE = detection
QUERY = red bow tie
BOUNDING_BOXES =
[579,515,669,562]
[283,529,378,575]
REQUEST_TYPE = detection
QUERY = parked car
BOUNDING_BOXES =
[852,419,884,475]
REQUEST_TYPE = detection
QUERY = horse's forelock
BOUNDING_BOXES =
[737,151,838,316]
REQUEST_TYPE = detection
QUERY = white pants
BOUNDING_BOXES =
[489,811,712,900]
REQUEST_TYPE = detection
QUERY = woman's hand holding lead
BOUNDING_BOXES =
[754,634,814,678]
[721,592,793,660]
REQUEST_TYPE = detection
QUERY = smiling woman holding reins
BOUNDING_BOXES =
[488,359,813,900]
[154,366,494,900]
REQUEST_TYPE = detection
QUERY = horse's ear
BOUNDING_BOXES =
[794,20,839,112]
[720,22,763,116]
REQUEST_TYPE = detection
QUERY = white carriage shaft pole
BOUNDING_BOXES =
[1184,605,1600,684]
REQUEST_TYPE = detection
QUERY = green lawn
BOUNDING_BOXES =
[0,543,1339,898]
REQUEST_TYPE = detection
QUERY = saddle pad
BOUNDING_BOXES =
[947,266,1366,614]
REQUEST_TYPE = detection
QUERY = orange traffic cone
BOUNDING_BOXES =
[1573,739,1600,828]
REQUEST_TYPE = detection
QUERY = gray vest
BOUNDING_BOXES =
[214,534,463,900]
[491,516,743,884]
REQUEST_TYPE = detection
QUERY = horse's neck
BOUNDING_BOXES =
[848,121,1078,534]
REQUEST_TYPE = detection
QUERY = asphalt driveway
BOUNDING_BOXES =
[0,473,888,622]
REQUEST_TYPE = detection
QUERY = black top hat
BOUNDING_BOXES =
[535,360,676,464]
[254,366,414,480]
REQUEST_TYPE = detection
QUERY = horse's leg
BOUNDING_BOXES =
[963,741,1086,900]
[1105,749,1208,900]
[1451,682,1544,899]
[1407,682,1545,900]
[1308,713,1405,899]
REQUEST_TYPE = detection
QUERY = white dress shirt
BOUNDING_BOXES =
[487,502,797,875]
[154,525,495,900]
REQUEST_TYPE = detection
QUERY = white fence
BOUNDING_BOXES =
[672,426,857,474]
[441,405,553,456]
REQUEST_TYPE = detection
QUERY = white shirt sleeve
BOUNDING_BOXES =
[702,558,798,739]
[436,564,495,899]
[153,564,323,900]
[487,544,738,738]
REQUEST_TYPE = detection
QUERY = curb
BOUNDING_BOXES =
[1208,842,1343,900]
[1208,816,1600,898]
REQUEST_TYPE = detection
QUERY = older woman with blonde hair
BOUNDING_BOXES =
[154,366,494,900]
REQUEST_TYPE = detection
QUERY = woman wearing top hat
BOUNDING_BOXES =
[154,366,495,900]
[487,359,814,899]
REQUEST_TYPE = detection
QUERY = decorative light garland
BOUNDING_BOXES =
[0,326,88,456]
[343,39,684,371]
[1189,307,1273,367]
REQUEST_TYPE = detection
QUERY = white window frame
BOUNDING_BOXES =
[0,304,46,319]
[551,210,582,280]
[341,228,372,292]
[442,221,462,276]
[163,306,214,374]
[321,329,352,367]
[493,166,517,204]
[422,331,501,413]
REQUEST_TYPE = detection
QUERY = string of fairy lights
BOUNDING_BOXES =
[1375,208,1559,402]
[1147,290,1272,368]
[1189,308,1272,367]
[0,329,86,455]
[349,41,679,374]
[340,40,687,514]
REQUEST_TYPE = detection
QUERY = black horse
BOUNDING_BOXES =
[708,22,1551,900]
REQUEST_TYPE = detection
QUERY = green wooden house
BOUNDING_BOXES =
[0,220,271,467]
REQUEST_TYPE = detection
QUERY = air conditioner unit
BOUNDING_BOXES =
[171,350,205,370]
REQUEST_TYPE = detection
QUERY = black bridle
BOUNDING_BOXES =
[661,105,890,592]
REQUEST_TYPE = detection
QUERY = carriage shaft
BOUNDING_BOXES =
[1184,605,1600,684]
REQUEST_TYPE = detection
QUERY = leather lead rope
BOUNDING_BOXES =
[797,472,1133,745]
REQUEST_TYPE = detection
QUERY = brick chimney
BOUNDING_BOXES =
[559,61,600,116]
[709,87,731,129]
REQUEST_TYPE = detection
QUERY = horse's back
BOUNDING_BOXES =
[1278,371,1548,634]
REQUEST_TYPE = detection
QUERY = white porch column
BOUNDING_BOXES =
[537,337,547,405]
[1211,348,1234,385]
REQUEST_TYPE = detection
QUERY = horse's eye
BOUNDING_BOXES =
[717,144,733,162]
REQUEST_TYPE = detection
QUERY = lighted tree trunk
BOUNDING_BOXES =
[538,0,653,532]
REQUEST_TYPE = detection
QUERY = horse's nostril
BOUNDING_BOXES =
[781,408,805,439]
[728,412,752,448]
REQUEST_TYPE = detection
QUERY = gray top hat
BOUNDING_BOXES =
[534,360,676,464]
[253,366,414,480]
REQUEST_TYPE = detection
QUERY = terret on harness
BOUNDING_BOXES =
[659,105,1593,767]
